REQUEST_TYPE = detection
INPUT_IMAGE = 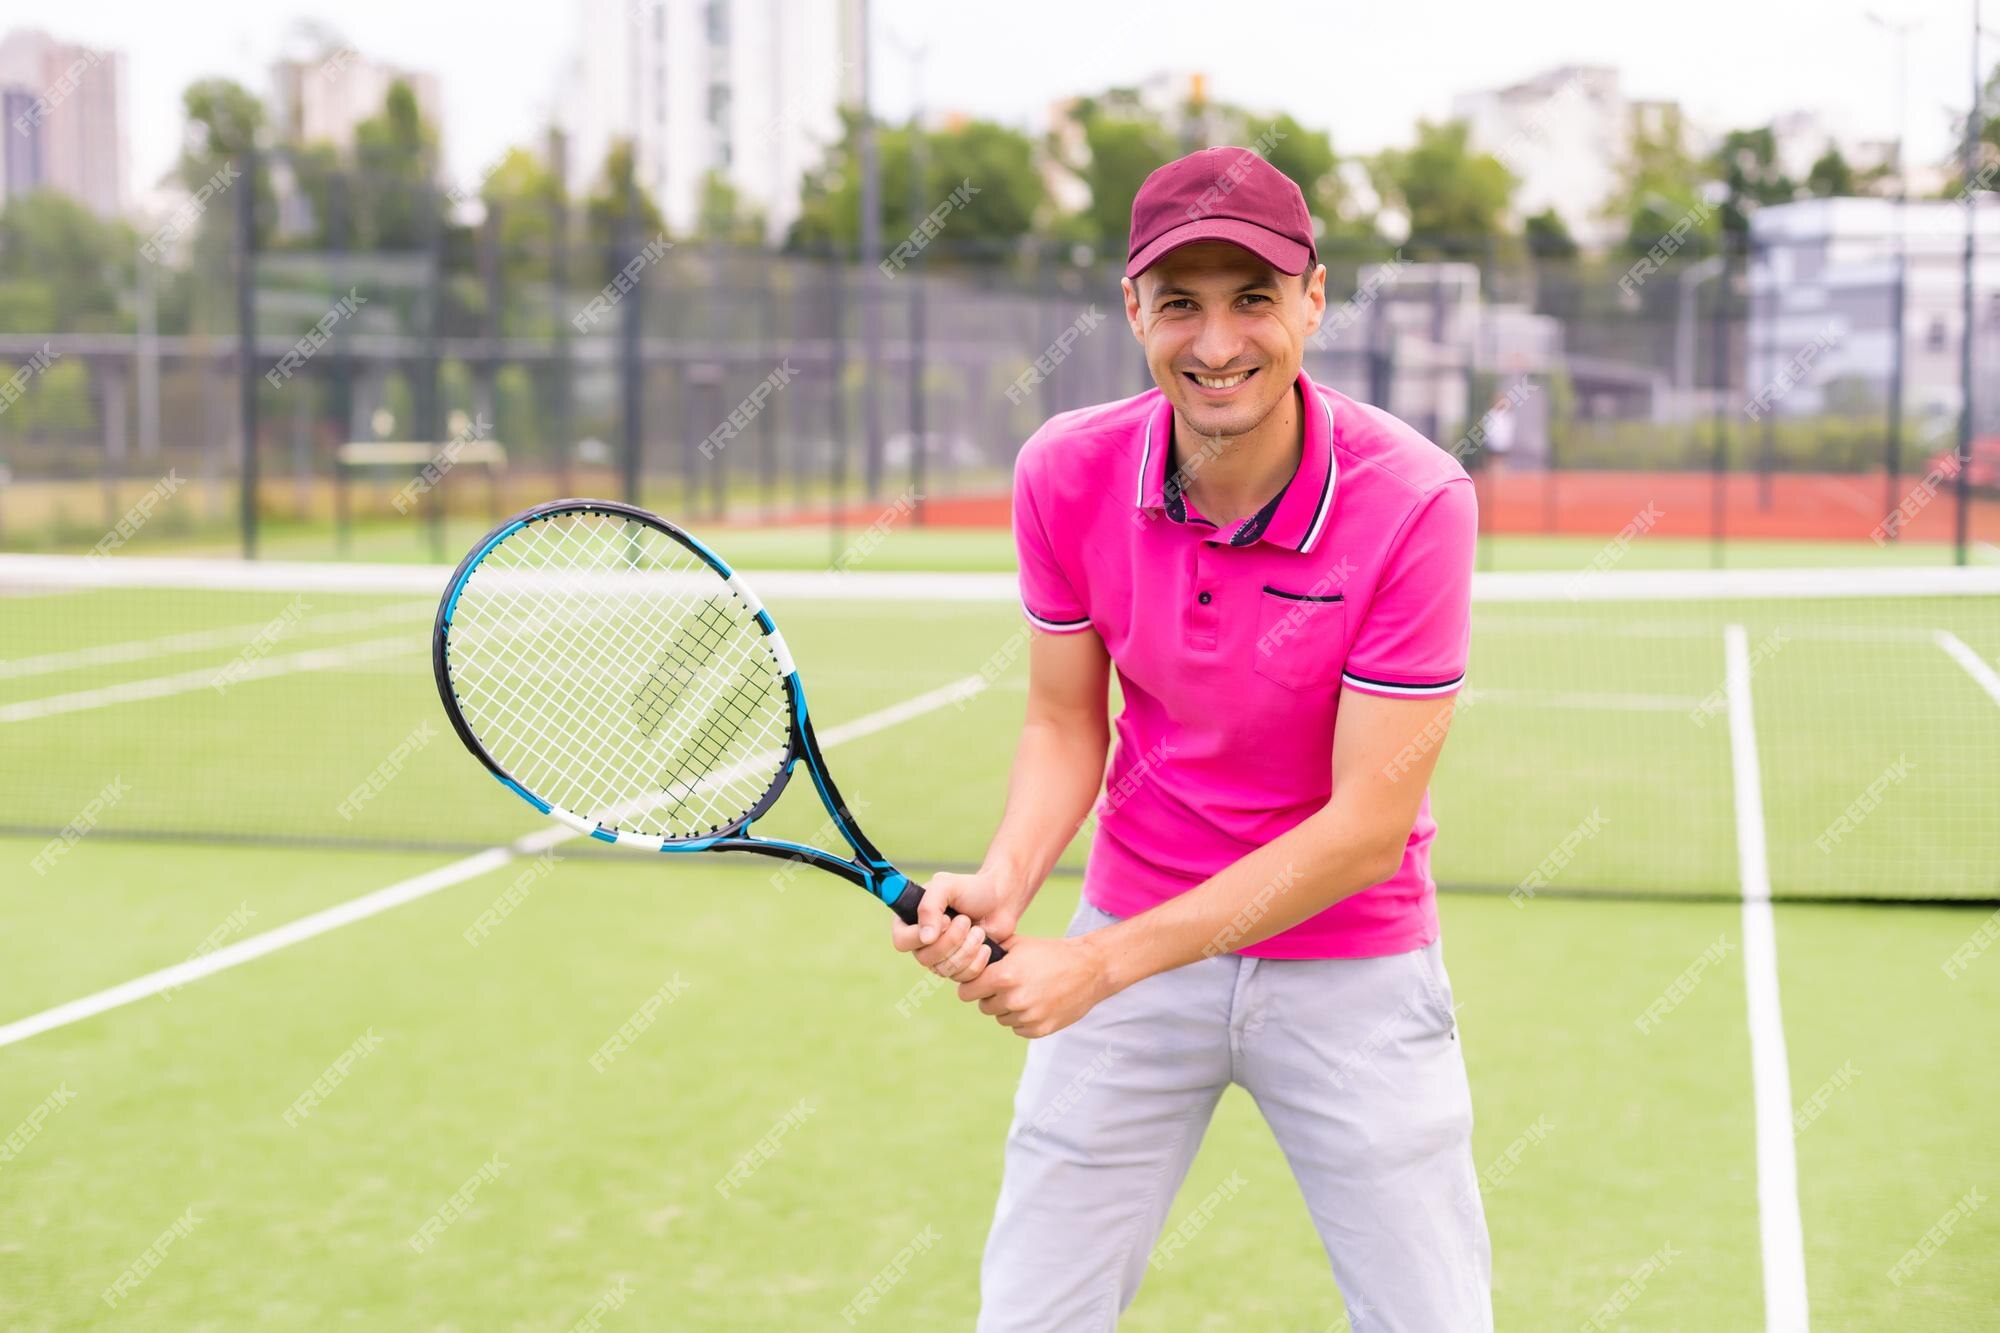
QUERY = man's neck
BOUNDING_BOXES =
[1169,381,1303,527]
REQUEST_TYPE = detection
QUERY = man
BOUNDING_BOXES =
[890,147,1490,1330]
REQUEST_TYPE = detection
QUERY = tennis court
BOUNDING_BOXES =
[2,554,1996,1329]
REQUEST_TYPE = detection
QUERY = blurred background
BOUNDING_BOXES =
[0,0,1994,568]
[3,3,1999,1330]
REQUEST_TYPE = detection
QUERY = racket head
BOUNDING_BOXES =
[434,499,799,850]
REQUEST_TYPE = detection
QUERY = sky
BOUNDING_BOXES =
[28,0,1993,204]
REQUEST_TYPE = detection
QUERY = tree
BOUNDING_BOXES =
[1603,107,1717,256]
[1369,119,1517,258]
[1708,126,1797,236]
[351,80,439,251]
[584,139,669,279]
[694,171,767,246]
[788,112,1046,257]
[1804,147,1857,198]
[1042,94,1178,256]
[0,190,134,332]
[1524,207,1578,259]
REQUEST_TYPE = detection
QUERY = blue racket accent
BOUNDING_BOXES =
[441,518,527,627]
[496,774,551,815]
[433,498,1004,966]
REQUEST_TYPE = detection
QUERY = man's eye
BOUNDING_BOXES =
[1240,294,1272,306]
[1162,299,1195,311]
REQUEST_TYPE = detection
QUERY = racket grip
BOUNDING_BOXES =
[889,880,1007,964]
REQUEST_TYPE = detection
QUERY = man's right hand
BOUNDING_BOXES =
[889,869,1022,984]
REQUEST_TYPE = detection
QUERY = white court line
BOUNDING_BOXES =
[1935,630,2000,707]
[0,635,421,723]
[1724,623,1811,1333]
[0,601,432,681]
[0,673,990,1051]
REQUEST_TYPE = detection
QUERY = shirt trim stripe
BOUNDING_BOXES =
[1299,389,1338,553]
[1340,670,1464,697]
[1023,605,1093,634]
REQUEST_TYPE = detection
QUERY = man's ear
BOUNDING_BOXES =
[1122,277,1146,343]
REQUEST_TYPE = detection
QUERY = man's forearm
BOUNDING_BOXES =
[1079,803,1405,992]
[982,717,1108,914]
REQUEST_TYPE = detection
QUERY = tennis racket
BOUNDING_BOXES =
[432,497,1002,963]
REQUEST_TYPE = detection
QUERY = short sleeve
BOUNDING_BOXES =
[1340,478,1475,698]
[1012,443,1092,633]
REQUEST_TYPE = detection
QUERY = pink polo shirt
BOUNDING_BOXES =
[1013,369,1475,959]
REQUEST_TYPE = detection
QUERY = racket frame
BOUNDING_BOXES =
[434,498,922,912]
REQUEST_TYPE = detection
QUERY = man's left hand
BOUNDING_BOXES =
[958,934,1114,1039]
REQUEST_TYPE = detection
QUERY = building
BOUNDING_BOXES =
[1451,65,1658,252]
[0,27,128,218]
[271,47,444,150]
[1747,197,2000,433]
[561,0,848,244]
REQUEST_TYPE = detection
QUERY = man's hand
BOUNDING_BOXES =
[888,869,1023,984]
[957,934,1114,1039]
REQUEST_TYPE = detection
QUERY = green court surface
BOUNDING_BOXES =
[2,575,1997,1327]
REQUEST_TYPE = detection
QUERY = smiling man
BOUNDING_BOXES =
[889,147,1490,1330]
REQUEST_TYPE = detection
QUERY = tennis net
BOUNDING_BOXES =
[3,553,1995,904]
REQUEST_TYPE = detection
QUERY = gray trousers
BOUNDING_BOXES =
[977,901,1493,1332]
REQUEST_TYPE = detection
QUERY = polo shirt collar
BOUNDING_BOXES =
[1133,369,1338,554]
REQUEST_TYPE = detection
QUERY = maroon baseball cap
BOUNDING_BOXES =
[1125,146,1316,279]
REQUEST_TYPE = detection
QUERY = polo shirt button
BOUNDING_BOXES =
[1197,591,1212,605]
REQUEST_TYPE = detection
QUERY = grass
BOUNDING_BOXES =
[1,568,1997,1326]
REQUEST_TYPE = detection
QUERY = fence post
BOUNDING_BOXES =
[236,146,259,560]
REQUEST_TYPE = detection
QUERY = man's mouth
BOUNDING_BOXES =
[1185,368,1256,395]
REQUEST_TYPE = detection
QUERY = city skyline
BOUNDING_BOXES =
[6,0,1987,227]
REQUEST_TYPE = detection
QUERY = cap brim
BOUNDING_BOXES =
[1125,216,1311,279]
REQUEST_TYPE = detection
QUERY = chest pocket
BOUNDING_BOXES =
[1251,585,1346,691]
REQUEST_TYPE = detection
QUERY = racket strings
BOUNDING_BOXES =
[445,514,791,837]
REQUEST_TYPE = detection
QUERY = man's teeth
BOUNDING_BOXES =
[1193,371,1251,390]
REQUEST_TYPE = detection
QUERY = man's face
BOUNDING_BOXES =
[1122,241,1326,441]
